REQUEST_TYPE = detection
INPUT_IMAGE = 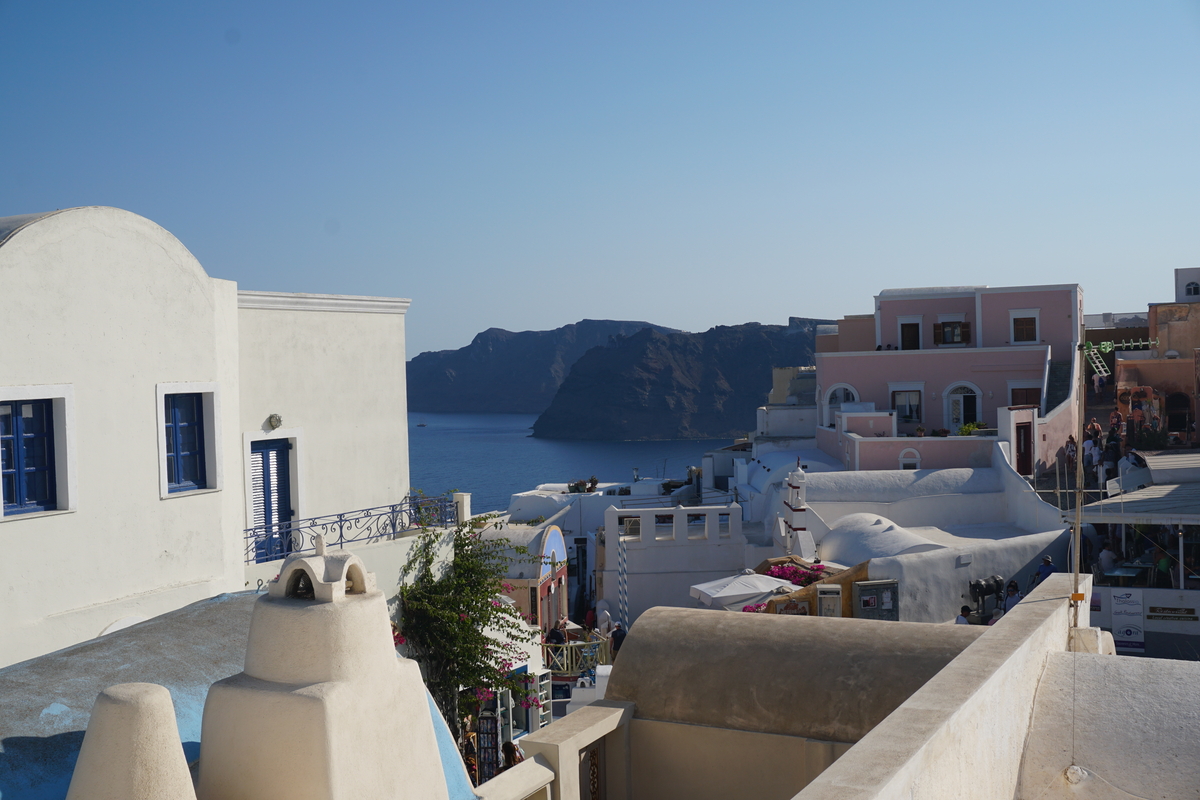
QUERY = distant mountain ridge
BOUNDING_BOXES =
[532,318,831,440]
[407,319,676,414]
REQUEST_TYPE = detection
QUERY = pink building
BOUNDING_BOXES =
[814,285,1082,476]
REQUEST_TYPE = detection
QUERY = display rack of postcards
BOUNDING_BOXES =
[476,712,500,783]
[537,671,553,729]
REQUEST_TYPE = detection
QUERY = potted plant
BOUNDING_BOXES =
[915,426,926,437]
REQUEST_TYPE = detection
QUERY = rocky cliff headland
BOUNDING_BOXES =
[407,319,674,414]
[531,318,830,440]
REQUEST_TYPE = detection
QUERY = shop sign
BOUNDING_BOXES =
[1112,589,1145,653]
[779,599,809,615]
[1146,606,1199,622]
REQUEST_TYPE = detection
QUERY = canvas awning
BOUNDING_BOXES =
[690,572,797,609]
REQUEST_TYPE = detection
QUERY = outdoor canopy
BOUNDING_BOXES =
[689,571,797,611]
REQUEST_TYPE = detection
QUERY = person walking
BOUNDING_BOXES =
[1003,582,1023,613]
[610,621,627,660]
[1036,555,1057,584]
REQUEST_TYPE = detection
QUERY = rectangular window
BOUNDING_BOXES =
[900,323,921,350]
[892,391,922,423]
[1011,387,1042,406]
[933,321,971,345]
[1013,317,1037,342]
[1,400,57,515]
[164,393,207,493]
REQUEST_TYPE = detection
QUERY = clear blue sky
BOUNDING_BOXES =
[3,2,1199,355]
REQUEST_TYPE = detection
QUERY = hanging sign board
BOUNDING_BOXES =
[1146,606,1198,622]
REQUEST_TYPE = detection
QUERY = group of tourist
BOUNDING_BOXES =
[1093,524,1196,589]
[956,556,1058,624]
[1066,408,1148,489]
[543,612,626,657]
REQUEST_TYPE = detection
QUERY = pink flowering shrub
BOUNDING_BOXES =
[741,603,768,613]
[765,563,826,587]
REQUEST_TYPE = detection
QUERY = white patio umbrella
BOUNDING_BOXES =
[689,570,797,610]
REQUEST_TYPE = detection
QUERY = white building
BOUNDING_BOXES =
[0,206,420,666]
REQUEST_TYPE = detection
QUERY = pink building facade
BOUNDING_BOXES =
[814,285,1083,476]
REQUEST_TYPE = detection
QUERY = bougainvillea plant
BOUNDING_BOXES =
[398,514,537,743]
[765,563,827,588]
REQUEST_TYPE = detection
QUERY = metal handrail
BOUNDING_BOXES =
[243,496,456,564]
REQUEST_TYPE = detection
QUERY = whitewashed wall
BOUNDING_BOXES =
[0,208,415,668]
[237,293,410,522]
[0,207,245,665]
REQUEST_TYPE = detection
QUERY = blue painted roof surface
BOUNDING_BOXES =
[426,691,481,800]
[0,592,257,799]
[0,591,478,800]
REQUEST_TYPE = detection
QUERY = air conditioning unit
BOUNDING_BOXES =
[816,585,842,617]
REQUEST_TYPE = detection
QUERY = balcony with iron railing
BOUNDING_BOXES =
[243,495,457,564]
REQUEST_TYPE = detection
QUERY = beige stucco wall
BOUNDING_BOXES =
[237,296,410,523]
[795,574,1085,800]
[629,719,851,800]
[0,207,245,666]
[1149,301,1200,357]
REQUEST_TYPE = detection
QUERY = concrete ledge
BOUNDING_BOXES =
[1017,651,1200,799]
[475,754,554,800]
[519,700,633,753]
[794,574,1084,800]
[519,701,634,800]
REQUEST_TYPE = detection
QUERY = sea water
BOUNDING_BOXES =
[408,413,733,513]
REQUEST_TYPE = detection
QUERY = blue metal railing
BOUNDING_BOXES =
[244,496,457,564]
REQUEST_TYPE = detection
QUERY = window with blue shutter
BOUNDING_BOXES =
[164,393,207,492]
[1,399,57,514]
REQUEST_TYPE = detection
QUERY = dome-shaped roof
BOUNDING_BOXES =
[819,512,943,565]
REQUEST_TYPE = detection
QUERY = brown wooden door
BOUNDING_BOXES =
[1016,422,1033,475]
[901,323,920,350]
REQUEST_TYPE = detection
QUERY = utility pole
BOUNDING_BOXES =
[1072,334,1157,628]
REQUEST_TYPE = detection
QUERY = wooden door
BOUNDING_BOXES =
[1016,422,1033,475]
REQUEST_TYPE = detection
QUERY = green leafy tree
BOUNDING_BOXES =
[398,516,538,742]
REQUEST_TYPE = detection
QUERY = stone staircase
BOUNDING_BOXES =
[1044,359,1073,413]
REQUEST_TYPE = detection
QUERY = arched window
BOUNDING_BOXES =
[899,448,921,470]
[1187,282,1199,297]
[824,385,858,427]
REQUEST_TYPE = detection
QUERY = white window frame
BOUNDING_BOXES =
[936,313,968,348]
[897,314,923,350]
[0,384,77,521]
[888,381,925,424]
[1006,379,1044,413]
[1187,282,1200,297]
[156,382,223,499]
[243,428,305,529]
[899,448,921,470]
[1009,308,1041,344]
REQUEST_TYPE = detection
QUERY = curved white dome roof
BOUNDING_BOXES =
[819,512,943,566]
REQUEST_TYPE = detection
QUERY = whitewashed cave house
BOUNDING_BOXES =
[0,206,449,667]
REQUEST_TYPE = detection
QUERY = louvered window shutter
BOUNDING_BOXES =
[961,321,971,344]
[933,323,943,345]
